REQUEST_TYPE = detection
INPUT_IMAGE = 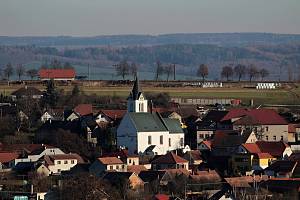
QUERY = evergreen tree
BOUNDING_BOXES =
[42,79,59,109]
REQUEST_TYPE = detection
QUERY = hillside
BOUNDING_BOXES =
[0,33,300,80]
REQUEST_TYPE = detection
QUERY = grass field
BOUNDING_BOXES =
[1,83,300,105]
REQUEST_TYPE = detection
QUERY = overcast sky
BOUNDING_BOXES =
[0,0,299,36]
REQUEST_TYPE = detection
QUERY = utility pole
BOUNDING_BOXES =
[173,63,176,80]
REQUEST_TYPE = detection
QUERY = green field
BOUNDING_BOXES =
[1,84,300,105]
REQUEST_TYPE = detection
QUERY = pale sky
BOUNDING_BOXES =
[0,0,299,36]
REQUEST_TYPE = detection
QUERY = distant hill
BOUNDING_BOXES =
[0,33,300,81]
[1,33,300,47]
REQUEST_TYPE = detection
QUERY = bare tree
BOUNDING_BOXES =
[259,68,269,81]
[221,65,233,81]
[234,64,246,82]
[16,64,25,81]
[115,60,130,80]
[26,69,38,80]
[155,60,164,81]
[130,62,138,79]
[197,64,209,82]
[3,63,14,82]
[248,64,259,82]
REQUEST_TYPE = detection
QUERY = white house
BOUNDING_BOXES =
[14,146,65,166]
[117,77,184,155]
[42,154,80,175]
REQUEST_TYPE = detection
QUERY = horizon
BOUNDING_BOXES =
[1,32,300,37]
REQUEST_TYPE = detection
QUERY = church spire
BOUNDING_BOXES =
[130,76,142,100]
[127,76,148,113]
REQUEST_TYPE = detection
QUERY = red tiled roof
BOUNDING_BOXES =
[256,153,273,159]
[151,152,188,164]
[256,141,288,157]
[127,165,148,174]
[1,144,53,154]
[154,194,169,200]
[39,69,75,79]
[221,108,287,125]
[0,152,19,163]
[100,109,127,119]
[50,154,81,160]
[202,141,212,150]
[98,157,123,165]
[242,143,261,154]
[74,104,93,116]
[190,170,221,183]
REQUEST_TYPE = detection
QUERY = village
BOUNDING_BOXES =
[0,68,300,200]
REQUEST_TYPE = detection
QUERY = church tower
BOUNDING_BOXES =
[127,77,148,113]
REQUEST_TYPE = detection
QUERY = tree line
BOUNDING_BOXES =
[115,59,270,82]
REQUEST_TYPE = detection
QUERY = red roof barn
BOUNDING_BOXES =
[39,69,76,81]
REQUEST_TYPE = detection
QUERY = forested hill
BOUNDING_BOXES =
[1,33,300,46]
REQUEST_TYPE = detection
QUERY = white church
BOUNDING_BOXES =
[117,78,185,155]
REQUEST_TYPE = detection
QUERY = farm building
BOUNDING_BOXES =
[39,69,76,81]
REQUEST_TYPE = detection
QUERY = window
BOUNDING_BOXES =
[57,161,61,164]
[180,138,184,147]
[281,136,284,141]
[57,169,61,173]
[116,165,119,170]
[109,165,113,170]
[169,138,171,147]
[122,165,125,169]
[266,136,268,141]
[160,135,163,145]
[148,136,152,145]
[140,103,144,112]
[71,160,75,164]
[129,159,131,164]
[64,160,68,164]
[199,134,203,139]
[273,136,277,141]
[266,126,269,132]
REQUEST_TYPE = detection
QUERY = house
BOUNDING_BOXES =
[102,171,144,190]
[89,157,126,176]
[14,145,65,166]
[198,140,212,151]
[182,150,203,166]
[39,68,76,81]
[42,154,82,175]
[151,152,189,170]
[95,109,127,125]
[102,149,139,166]
[40,109,64,123]
[264,160,298,178]
[233,141,292,173]
[211,130,257,157]
[117,77,184,155]
[0,152,19,171]
[220,108,288,142]
[161,111,183,126]
[11,86,43,100]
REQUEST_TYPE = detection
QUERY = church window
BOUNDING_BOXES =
[160,135,163,145]
[180,138,184,147]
